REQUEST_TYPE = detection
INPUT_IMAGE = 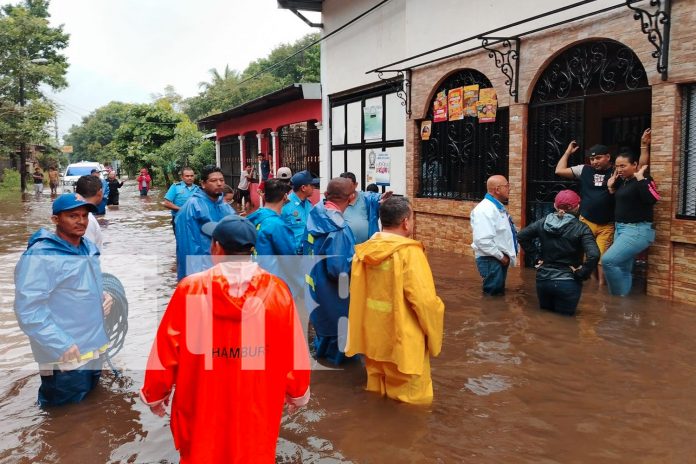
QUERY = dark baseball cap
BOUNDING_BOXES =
[52,193,97,215]
[587,144,610,157]
[290,170,320,188]
[201,215,256,252]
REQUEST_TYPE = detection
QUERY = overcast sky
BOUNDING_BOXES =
[37,0,316,140]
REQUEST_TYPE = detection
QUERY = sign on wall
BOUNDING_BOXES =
[375,151,391,186]
[363,103,383,141]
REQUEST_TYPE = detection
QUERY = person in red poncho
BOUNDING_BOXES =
[140,215,311,463]
[136,168,151,196]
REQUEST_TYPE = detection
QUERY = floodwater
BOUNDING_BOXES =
[1,185,696,463]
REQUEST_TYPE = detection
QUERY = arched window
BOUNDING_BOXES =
[419,69,509,200]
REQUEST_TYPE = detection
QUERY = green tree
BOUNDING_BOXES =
[157,120,214,184]
[111,100,185,178]
[182,32,320,122]
[0,0,69,188]
[64,101,134,163]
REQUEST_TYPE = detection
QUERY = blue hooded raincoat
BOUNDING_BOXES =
[248,207,301,294]
[303,202,355,364]
[174,189,235,281]
[14,229,108,363]
[96,178,109,215]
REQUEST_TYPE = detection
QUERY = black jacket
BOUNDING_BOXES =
[518,212,600,281]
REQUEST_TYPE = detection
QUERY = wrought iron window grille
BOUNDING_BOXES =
[678,84,696,219]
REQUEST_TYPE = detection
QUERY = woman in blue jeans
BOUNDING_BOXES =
[603,152,660,296]
[518,190,600,315]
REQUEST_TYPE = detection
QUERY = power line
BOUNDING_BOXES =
[236,0,392,87]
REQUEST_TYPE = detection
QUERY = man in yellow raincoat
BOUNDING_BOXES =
[345,196,445,404]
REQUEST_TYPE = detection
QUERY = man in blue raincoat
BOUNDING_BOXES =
[303,177,356,365]
[14,193,112,407]
[281,170,320,254]
[175,165,235,280]
[339,172,392,244]
[248,179,298,288]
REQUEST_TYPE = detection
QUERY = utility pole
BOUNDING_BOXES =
[54,116,59,144]
[19,74,27,193]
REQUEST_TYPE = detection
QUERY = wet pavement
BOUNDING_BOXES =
[1,184,696,463]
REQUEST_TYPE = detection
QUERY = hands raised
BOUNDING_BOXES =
[635,164,648,181]
[641,128,651,147]
[565,140,580,155]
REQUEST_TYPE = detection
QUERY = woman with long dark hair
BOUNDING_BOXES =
[602,151,660,296]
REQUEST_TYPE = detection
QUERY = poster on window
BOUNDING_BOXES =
[433,90,448,122]
[463,84,479,117]
[420,120,432,140]
[448,87,464,121]
[363,103,383,141]
[477,88,498,123]
[375,151,391,186]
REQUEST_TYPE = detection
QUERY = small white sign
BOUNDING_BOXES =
[375,151,390,186]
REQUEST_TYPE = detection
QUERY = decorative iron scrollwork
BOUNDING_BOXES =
[531,40,649,104]
[626,0,671,80]
[377,70,411,117]
[480,37,520,102]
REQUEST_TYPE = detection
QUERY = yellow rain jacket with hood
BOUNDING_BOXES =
[345,232,445,377]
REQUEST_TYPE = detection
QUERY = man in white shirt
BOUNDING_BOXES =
[470,175,517,296]
[75,175,104,252]
[237,164,254,213]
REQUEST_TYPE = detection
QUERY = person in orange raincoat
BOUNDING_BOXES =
[140,216,311,463]
[345,197,445,404]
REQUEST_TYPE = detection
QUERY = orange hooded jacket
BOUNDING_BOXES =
[141,262,311,463]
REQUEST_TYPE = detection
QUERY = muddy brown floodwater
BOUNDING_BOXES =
[2,184,696,463]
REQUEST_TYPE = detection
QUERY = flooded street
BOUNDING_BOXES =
[2,185,696,463]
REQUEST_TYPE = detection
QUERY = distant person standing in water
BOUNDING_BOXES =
[137,168,152,196]
[106,171,124,206]
[48,166,60,195]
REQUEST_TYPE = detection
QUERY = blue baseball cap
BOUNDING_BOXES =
[290,170,320,188]
[201,215,257,252]
[52,193,97,215]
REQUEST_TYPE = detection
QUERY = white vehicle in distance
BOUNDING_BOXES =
[62,161,106,192]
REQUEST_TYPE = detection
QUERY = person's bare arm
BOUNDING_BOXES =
[555,140,580,179]
[161,199,180,211]
[639,128,651,169]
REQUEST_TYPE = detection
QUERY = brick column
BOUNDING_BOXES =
[646,82,678,299]
[508,103,527,227]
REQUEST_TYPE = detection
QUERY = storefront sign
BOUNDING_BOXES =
[363,103,383,141]
[477,88,498,123]
[448,87,464,121]
[433,90,448,122]
[375,151,391,186]
[420,120,432,140]
[463,85,479,117]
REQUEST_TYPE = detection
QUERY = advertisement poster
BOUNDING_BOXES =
[363,103,383,141]
[447,87,464,121]
[477,88,498,123]
[463,84,479,117]
[433,90,448,123]
[375,151,391,186]
[420,120,432,140]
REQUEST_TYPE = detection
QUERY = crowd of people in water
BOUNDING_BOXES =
[12,128,658,462]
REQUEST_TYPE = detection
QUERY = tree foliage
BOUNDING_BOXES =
[0,0,69,158]
[182,32,320,122]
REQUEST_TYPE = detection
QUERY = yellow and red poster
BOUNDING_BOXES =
[463,84,479,117]
[477,88,498,123]
[420,120,432,140]
[433,90,448,123]
[447,87,464,121]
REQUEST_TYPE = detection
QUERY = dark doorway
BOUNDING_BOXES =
[526,40,651,282]
[219,136,241,188]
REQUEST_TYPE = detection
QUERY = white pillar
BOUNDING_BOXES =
[238,135,245,173]
[215,139,221,167]
[270,131,278,176]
